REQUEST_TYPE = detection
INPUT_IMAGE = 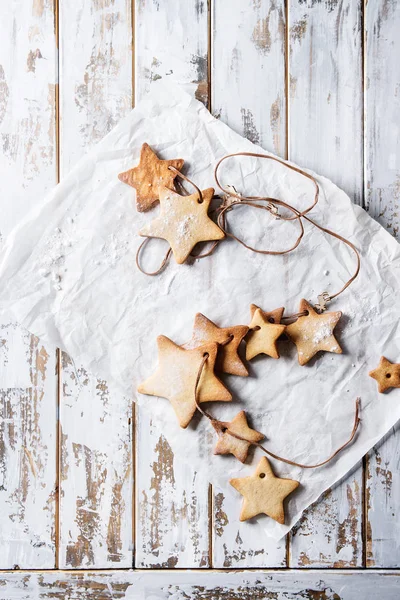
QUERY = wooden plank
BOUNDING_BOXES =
[59,0,133,177]
[134,0,211,568]
[366,426,400,567]
[213,484,287,568]
[59,353,133,568]
[0,332,57,568]
[135,0,210,105]
[135,410,210,567]
[289,0,363,205]
[1,570,400,599]
[58,0,133,568]
[289,466,363,568]
[0,0,57,237]
[0,0,58,569]
[365,0,400,239]
[365,1,400,565]
[211,0,287,568]
[212,0,286,154]
[288,0,364,567]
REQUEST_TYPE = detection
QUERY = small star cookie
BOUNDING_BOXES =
[230,457,299,523]
[369,356,400,393]
[285,299,342,366]
[213,410,264,463]
[137,336,232,428]
[139,187,225,264]
[118,143,184,212]
[185,313,249,376]
[246,304,286,360]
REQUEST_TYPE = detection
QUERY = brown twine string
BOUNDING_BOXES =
[195,352,361,470]
[137,153,360,310]
[136,168,210,275]
[214,152,360,307]
[136,237,172,276]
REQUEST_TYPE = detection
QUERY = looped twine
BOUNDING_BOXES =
[195,351,361,470]
[136,167,206,276]
[137,152,361,312]
[214,152,360,311]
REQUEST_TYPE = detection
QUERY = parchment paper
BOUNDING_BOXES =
[0,83,399,539]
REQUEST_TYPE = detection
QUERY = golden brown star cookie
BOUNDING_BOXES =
[213,411,264,463]
[139,187,225,264]
[246,305,286,360]
[137,336,232,428]
[369,356,400,393]
[185,313,249,376]
[285,299,342,366]
[230,457,299,523]
[118,143,184,212]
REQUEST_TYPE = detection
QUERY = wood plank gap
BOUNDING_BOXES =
[208,0,213,568]
[285,528,290,568]
[54,0,60,185]
[131,401,136,568]
[362,452,368,568]
[361,0,367,210]
[361,0,367,564]
[55,348,62,569]
[208,483,213,568]
[131,0,135,108]
[54,0,61,569]
[207,0,212,113]
[284,0,289,162]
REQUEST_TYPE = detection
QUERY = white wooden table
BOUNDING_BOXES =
[0,1,399,597]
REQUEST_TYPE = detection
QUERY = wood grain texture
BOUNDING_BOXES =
[365,0,400,239]
[290,465,363,567]
[0,0,57,238]
[1,570,400,599]
[288,0,364,568]
[289,0,363,205]
[211,0,288,567]
[212,0,286,155]
[135,410,210,568]
[59,353,133,568]
[0,0,58,570]
[212,485,287,568]
[0,331,57,568]
[363,0,400,569]
[59,0,133,176]
[134,0,211,569]
[57,0,133,568]
[366,425,400,567]
[135,0,210,105]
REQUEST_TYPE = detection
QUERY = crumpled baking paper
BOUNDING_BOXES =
[0,82,399,540]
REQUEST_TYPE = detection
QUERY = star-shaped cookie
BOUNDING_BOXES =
[185,313,249,376]
[137,336,231,428]
[246,304,286,360]
[139,187,225,264]
[369,356,400,393]
[118,143,184,212]
[285,299,342,366]
[213,410,264,463]
[230,457,299,523]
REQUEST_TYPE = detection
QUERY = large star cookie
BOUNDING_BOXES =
[246,304,286,360]
[118,143,184,212]
[137,336,232,428]
[185,313,249,376]
[369,356,400,393]
[213,410,264,463]
[139,187,225,264]
[230,457,299,523]
[285,299,342,366]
